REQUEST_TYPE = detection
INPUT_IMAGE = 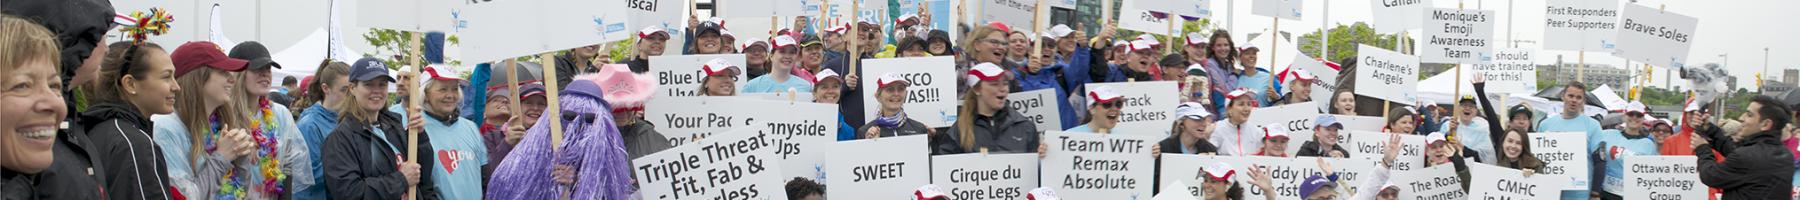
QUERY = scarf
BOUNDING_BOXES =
[872,110,907,129]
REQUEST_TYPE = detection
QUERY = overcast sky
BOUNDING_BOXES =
[112,0,1795,90]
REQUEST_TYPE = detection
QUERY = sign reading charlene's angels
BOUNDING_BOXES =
[633,127,789,200]
[1042,131,1157,200]
[648,55,750,97]
[459,0,638,62]
[1543,0,1622,51]
[1008,89,1064,133]
[930,153,1040,200]
[860,56,959,128]
[1084,81,1178,136]
[1613,3,1699,68]
[1353,45,1420,104]
[826,135,932,200]
[1421,8,1496,64]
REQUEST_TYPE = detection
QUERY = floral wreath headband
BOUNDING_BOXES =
[116,8,174,45]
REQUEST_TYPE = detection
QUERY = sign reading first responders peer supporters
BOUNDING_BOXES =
[1042,131,1158,200]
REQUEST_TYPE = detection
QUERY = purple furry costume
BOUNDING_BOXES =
[485,78,634,200]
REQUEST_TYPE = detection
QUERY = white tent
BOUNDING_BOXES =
[271,28,363,86]
[1416,69,1606,117]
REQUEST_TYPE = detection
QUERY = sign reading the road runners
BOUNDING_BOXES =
[1622,156,1706,200]
[1042,131,1158,200]
[1353,45,1420,104]
[1421,8,1495,64]
[1008,89,1064,133]
[1543,0,1621,51]
[1613,3,1698,68]
[633,127,788,200]
[930,153,1041,200]
[1396,165,1467,200]
[826,135,931,199]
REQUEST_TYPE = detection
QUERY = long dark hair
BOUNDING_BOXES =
[88,42,165,105]
[1496,130,1547,170]
[1208,29,1237,69]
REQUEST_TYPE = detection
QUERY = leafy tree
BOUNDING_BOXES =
[1296,22,1413,63]
[362,28,462,69]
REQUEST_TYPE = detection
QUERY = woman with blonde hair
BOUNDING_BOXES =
[150,41,256,199]
[223,41,316,198]
[944,63,1038,154]
[0,14,77,198]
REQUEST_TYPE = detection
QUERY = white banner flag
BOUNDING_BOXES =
[633,127,789,200]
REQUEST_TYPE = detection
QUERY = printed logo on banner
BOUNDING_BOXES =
[826,135,932,200]
[1468,163,1568,200]
[1008,89,1064,133]
[1353,45,1420,104]
[930,153,1040,200]
[1472,49,1537,94]
[1344,131,1426,170]
[1251,0,1304,20]
[859,56,959,128]
[1397,165,1467,200]
[1421,8,1496,64]
[1542,0,1622,51]
[1370,0,1430,33]
[632,127,789,200]
[1613,3,1698,68]
[1042,131,1158,200]
[1529,132,1591,190]
[1085,82,1179,136]
[1622,156,1706,200]
[1130,0,1211,19]
[648,55,750,97]
[459,0,634,63]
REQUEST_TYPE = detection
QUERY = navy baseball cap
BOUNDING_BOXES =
[349,57,394,82]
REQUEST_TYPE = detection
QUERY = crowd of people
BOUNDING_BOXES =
[1,0,1796,200]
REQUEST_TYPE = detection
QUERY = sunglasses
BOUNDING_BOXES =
[1098,101,1123,109]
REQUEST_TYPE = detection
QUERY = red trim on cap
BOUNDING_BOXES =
[423,67,460,81]
[1089,91,1121,104]
[969,69,1005,82]
[1206,170,1236,182]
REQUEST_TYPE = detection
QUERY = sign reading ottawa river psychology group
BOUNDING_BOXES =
[930,153,1040,200]
[1543,0,1621,51]
[826,135,931,199]
[1472,48,1537,94]
[648,54,748,97]
[1008,89,1064,133]
[1354,45,1420,104]
[1468,163,1568,200]
[1528,132,1590,190]
[1421,8,1495,64]
[632,127,788,200]
[860,56,959,128]
[1622,156,1706,200]
[1042,131,1158,200]
[1085,81,1178,136]
[1613,3,1699,68]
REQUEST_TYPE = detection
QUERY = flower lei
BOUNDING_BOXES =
[248,98,286,195]
[203,114,248,200]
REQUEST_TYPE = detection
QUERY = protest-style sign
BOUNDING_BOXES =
[1395,165,1467,200]
[633,127,790,200]
[1287,56,1339,112]
[1343,131,1426,170]
[1527,132,1590,190]
[1622,156,1706,200]
[1542,0,1622,51]
[1353,45,1420,105]
[1119,4,1174,34]
[1468,163,1568,200]
[357,0,455,32]
[826,135,932,200]
[1251,0,1304,20]
[859,56,959,128]
[1131,0,1212,19]
[980,0,1051,36]
[648,54,749,97]
[458,0,635,62]
[1472,48,1537,94]
[1162,155,1377,200]
[1421,8,1496,64]
[1242,102,1324,154]
[930,153,1041,200]
[1042,131,1159,200]
[1008,89,1064,133]
[742,92,816,103]
[1085,81,1179,136]
[642,97,839,181]
[1613,3,1698,68]
[1370,0,1430,33]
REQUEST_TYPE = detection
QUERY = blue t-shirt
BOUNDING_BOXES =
[742,74,815,93]
[1233,67,1275,106]
[1537,115,1602,200]
[1592,129,1659,194]
[423,115,488,200]
[1066,124,1094,133]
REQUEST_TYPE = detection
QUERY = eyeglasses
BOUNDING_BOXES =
[981,39,1007,46]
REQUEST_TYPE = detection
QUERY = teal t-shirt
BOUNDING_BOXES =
[741,74,815,93]
[1591,129,1659,194]
[423,115,488,200]
[1537,115,1602,200]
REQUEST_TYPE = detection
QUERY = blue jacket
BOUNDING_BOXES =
[836,114,857,141]
[1016,63,1076,130]
[295,103,339,200]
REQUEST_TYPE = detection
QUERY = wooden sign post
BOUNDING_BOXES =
[403,32,424,200]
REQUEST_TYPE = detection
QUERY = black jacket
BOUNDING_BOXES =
[941,106,1041,155]
[78,103,172,200]
[1294,141,1348,158]
[1157,136,1219,155]
[620,57,650,74]
[1695,128,1796,199]
[33,115,107,200]
[618,121,673,160]
[322,111,441,200]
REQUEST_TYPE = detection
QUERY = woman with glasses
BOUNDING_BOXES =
[1067,86,1124,133]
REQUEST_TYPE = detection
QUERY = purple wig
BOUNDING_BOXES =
[486,76,634,200]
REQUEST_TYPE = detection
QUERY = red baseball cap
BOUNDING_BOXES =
[171,41,249,77]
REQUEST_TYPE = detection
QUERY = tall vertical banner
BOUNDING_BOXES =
[1251,0,1304,20]
[1542,0,1621,51]
[1468,163,1569,200]
[1613,4,1698,68]
[1343,131,1427,170]
[1042,131,1158,200]
[859,56,959,128]
[1395,165,1468,200]
[632,127,790,200]
[826,135,932,199]
[1370,0,1429,33]
[1420,8,1496,64]
[1008,89,1064,133]
[1242,102,1323,154]
[1528,132,1591,190]
[1353,45,1421,105]
[1622,156,1706,200]
[459,0,635,62]
[930,153,1041,200]
[1085,81,1179,136]
[649,55,750,97]
[1472,48,1537,94]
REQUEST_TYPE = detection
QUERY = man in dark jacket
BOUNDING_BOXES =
[1692,96,1796,199]
[323,107,441,200]
[4,0,114,199]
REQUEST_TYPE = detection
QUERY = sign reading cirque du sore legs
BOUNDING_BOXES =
[1622,156,1706,200]
[643,96,839,180]
[1396,165,1468,200]
[458,0,634,63]
[1472,48,1537,94]
[1468,163,1568,200]
[1084,81,1178,136]
[1042,131,1157,200]
[1343,131,1427,170]
[1251,0,1303,20]
[1354,45,1420,104]
[1421,8,1495,64]
[1613,3,1698,68]
[633,127,789,200]
[1528,132,1590,190]
[826,135,931,199]
[1008,89,1064,133]
[930,153,1040,200]
[1542,0,1621,51]
[1370,0,1429,33]
[649,54,749,97]
[860,56,959,128]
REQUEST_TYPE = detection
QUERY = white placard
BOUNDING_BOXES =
[1370,0,1429,33]
[742,92,817,103]
[644,97,838,145]
[1119,5,1174,34]
[1528,132,1591,190]
[827,0,890,21]
[1131,0,1212,19]
[1542,0,1622,51]
[980,0,1050,36]
[1613,3,1698,68]
[1468,163,1568,200]
[1472,48,1537,94]
[1085,81,1180,136]
[1251,0,1303,20]
[1243,102,1324,155]
[1395,165,1468,200]
[1343,131,1427,170]
[719,0,826,17]
[1622,156,1706,200]
[1042,131,1158,199]
[1151,180,1198,200]
[859,56,959,128]
[649,54,750,97]
[826,135,932,200]
[930,153,1041,200]
[1353,45,1420,104]
[1420,8,1496,64]
[1156,154,1213,200]
[460,0,636,62]
[1335,115,1389,133]
[1288,56,1339,112]
[358,0,456,32]
[633,127,790,200]
[1009,89,1064,133]
[1162,156,1377,200]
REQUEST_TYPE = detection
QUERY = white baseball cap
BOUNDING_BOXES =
[1047,24,1075,38]
[1087,86,1124,107]
[968,63,1008,87]
[701,58,740,77]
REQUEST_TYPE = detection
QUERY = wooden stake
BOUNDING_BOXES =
[848,0,861,76]
[1270,17,1278,71]
[504,59,523,121]
[1166,14,1177,54]
[1032,0,1045,60]
[403,32,423,200]
[542,53,563,150]
[1450,63,1462,137]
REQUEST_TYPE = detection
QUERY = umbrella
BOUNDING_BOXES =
[1533,85,1608,109]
